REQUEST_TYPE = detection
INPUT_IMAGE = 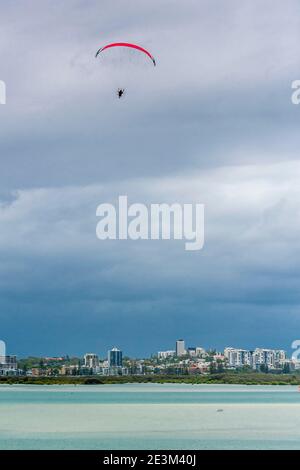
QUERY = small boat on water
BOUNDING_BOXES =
[217,409,224,412]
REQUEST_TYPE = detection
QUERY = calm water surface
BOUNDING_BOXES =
[0,383,300,449]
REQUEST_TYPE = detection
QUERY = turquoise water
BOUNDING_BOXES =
[0,383,300,449]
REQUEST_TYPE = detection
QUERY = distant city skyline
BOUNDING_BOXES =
[1,339,297,378]
[1,337,297,360]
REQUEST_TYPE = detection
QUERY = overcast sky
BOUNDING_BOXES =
[0,0,300,357]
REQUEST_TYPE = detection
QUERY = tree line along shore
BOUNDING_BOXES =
[1,372,300,386]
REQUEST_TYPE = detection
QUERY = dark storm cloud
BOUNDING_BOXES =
[0,0,300,355]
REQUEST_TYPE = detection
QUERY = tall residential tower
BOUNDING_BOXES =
[176,339,186,357]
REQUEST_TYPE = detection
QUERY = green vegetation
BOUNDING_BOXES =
[1,372,300,386]
[18,356,80,370]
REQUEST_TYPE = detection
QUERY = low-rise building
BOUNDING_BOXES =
[60,365,80,376]
[158,350,175,359]
[195,347,206,357]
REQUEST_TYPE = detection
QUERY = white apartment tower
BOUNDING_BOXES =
[176,339,186,357]
[84,353,99,369]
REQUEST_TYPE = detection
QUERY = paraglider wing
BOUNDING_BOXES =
[95,42,156,66]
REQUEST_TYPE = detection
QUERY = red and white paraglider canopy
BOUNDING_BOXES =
[95,42,156,66]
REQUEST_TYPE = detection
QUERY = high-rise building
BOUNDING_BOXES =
[187,347,196,357]
[224,347,286,370]
[108,347,123,367]
[0,355,18,376]
[176,339,185,357]
[84,353,99,369]
[252,349,275,370]
[274,350,287,368]
[224,348,252,367]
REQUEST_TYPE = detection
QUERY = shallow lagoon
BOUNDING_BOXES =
[0,383,300,449]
